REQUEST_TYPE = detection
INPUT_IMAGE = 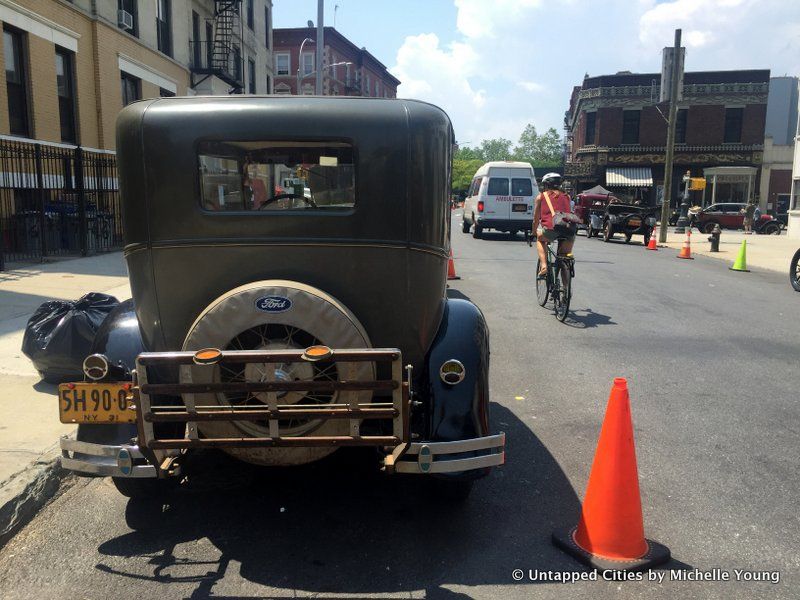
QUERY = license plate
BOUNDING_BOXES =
[512,203,528,212]
[58,383,135,424]
[628,219,642,227]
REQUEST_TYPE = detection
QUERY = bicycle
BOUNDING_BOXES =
[527,231,574,322]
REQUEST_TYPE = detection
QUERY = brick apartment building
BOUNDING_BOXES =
[0,0,275,150]
[272,27,399,97]
[564,68,770,208]
[0,0,274,268]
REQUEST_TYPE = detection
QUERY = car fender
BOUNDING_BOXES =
[77,299,144,447]
[425,298,491,443]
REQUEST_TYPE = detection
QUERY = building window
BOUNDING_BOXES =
[246,0,254,30]
[118,0,138,38]
[622,110,640,145]
[205,22,213,67]
[345,63,351,86]
[120,72,141,106]
[302,52,314,76]
[264,6,270,48]
[248,58,256,94]
[156,0,172,57]
[232,45,241,81]
[275,53,290,76]
[365,74,370,96]
[266,74,271,94]
[264,6,272,50]
[724,107,743,143]
[192,11,200,66]
[55,48,77,143]
[159,87,175,97]
[675,109,688,144]
[584,111,596,145]
[4,26,30,137]
[375,81,379,97]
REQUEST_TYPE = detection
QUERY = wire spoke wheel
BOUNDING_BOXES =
[554,261,572,322]
[218,323,337,436]
[791,249,800,292]
[536,258,549,306]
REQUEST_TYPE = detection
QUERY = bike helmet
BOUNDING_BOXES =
[541,172,562,189]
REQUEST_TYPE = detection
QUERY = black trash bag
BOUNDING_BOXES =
[22,292,120,383]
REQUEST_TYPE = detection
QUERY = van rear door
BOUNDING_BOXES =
[484,168,513,222]
[510,175,535,221]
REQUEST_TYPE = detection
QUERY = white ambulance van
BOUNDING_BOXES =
[462,161,538,238]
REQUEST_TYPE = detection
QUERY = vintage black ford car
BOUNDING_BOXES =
[58,96,504,500]
[601,204,657,245]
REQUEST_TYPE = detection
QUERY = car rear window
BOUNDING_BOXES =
[511,178,533,196]
[198,141,355,212]
[487,177,509,196]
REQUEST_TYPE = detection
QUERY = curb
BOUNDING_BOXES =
[0,447,72,548]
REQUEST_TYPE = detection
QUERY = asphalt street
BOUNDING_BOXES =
[0,211,798,599]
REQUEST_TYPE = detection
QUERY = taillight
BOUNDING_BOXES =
[477,200,484,212]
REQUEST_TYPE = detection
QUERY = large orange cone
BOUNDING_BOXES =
[677,229,694,259]
[447,249,460,280]
[646,227,658,251]
[553,378,670,571]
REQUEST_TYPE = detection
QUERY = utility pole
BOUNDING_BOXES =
[315,0,324,95]
[659,28,682,243]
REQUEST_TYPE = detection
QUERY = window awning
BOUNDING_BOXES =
[606,167,653,187]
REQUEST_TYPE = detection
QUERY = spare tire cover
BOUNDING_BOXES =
[181,280,373,466]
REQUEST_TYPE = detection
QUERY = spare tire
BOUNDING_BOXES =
[181,280,374,466]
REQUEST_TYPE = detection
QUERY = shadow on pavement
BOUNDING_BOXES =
[563,308,617,329]
[473,232,528,243]
[94,404,592,596]
[445,289,471,302]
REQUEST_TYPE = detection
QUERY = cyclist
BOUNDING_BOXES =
[532,173,575,277]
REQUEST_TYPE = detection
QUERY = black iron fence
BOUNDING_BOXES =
[0,136,123,270]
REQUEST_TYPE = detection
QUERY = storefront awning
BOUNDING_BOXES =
[606,167,653,187]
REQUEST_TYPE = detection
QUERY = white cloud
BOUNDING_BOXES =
[391,0,800,148]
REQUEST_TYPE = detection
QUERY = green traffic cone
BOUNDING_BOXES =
[730,240,749,272]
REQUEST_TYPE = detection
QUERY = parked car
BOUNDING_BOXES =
[690,203,783,234]
[601,204,657,244]
[462,161,538,238]
[57,96,505,503]
[573,193,617,237]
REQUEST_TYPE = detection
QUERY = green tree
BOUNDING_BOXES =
[512,124,562,166]
[478,138,513,162]
[452,158,484,195]
[455,146,482,160]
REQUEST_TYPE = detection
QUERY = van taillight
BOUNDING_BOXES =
[477,201,484,212]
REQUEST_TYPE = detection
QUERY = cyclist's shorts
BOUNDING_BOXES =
[539,226,576,242]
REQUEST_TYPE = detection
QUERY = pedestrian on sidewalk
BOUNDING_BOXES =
[742,200,756,234]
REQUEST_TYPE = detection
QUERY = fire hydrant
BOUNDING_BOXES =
[708,224,721,252]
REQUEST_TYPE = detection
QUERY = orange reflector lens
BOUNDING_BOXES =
[302,345,333,361]
[193,348,222,365]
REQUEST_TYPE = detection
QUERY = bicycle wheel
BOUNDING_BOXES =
[554,261,572,322]
[536,258,549,306]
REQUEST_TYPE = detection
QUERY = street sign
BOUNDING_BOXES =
[689,178,706,191]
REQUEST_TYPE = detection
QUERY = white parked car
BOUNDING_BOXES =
[462,161,538,238]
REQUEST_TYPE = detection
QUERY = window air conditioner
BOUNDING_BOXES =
[118,10,134,31]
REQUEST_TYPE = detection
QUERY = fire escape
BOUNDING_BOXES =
[190,0,244,92]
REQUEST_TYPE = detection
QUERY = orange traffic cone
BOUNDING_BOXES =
[677,230,694,259]
[646,227,658,251]
[447,249,460,280]
[553,378,670,571]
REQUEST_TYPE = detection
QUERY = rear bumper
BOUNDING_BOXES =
[475,217,531,231]
[60,437,157,478]
[57,347,505,479]
[393,433,505,474]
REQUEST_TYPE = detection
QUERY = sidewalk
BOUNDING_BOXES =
[658,228,796,273]
[0,252,130,544]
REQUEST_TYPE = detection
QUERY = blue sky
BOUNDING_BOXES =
[274,1,800,149]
